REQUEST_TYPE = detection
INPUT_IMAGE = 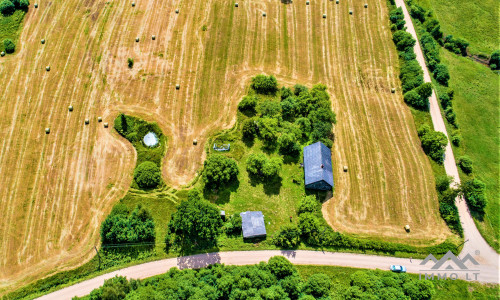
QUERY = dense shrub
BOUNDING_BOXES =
[435,175,453,193]
[445,107,457,126]
[444,35,469,56]
[458,156,473,174]
[251,74,278,94]
[246,153,283,178]
[258,100,282,118]
[420,33,440,71]
[203,154,239,187]
[0,0,15,15]
[278,133,300,156]
[127,57,134,68]
[490,50,500,70]
[133,161,161,189]
[439,93,451,109]
[389,7,405,30]
[399,60,424,92]
[3,39,15,54]
[293,84,308,96]
[462,179,487,213]
[280,86,293,100]
[404,90,426,109]
[238,95,258,114]
[417,124,448,163]
[272,225,301,248]
[392,30,416,52]
[223,213,242,235]
[257,117,279,148]
[19,0,29,10]
[423,18,442,40]
[297,195,320,214]
[167,189,223,250]
[451,130,461,146]
[409,4,426,22]
[241,118,257,139]
[100,205,155,245]
[302,273,331,298]
[433,64,450,86]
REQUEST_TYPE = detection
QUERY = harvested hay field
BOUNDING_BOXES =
[0,0,452,293]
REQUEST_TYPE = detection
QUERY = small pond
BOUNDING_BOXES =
[143,132,159,147]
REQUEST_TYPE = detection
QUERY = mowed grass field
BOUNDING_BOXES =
[0,0,452,293]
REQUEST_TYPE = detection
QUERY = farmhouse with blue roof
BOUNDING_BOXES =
[303,142,334,190]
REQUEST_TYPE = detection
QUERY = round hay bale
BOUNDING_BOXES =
[335,0,339,4]
[323,14,326,18]
[404,224,410,232]
[175,9,179,14]
[306,1,309,5]
[45,128,50,134]
[349,10,353,15]
[41,39,45,44]
[85,119,90,125]
[364,3,368,8]
[152,35,156,40]
[235,2,238,7]
[46,66,50,71]
[175,84,180,90]
[104,122,109,128]
[391,88,396,93]
[34,3,38,8]
[98,117,102,122]
[0,52,5,57]
[131,2,135,7]
[135,37,140,42]
[193,139,198,145]
[343,165,348,172]
[262,12,266,17]
[68,105,73,112]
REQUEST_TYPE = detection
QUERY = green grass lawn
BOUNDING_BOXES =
[410,0,499,55]
[439,51,499,250]
[0,10,26,53]
[296,265,500,299]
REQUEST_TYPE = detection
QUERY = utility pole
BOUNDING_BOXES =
[94,246,101,270]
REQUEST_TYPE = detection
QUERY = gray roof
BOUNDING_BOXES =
[240,211,266,239]
[303,142,334,187]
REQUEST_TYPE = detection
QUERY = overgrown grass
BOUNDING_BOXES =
[0,10,26,53]
[296,265,500,299]
[409,0,499,56]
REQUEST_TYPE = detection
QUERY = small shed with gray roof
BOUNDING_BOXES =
[240,211,266,239]
[303,141,334,190]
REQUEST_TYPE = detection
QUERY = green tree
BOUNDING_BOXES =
[462,179,487,213]
[3,39,15,54]
[433,64,450,86]
[295,117,311,138]
[267,256,297,279]
[281,97,297,120]
[490,50,500,70]
[258,100,282,118]
[203,154,238,187]
[262,157,283,177]
[297,195,320,214]
[100,205,155,245]
[418,125,448,163]
[403,280,435,300]
[242,118,257,140]
[246,153,267,175]
[167,189,223,250]
[415,82,432,100]
[0,0,15,15]
[403,90,426,109]
[451,130,461,146]
[238,95,258,113]
[251,74,278,94]
[389,8,405,30]
[392,30,416,51]
[280,86,293,100]
[134,161,161,189]
[435,175,453,193]
[458,156,473,174]
[19,0,29,10]
[278,133,300,156]
[298,213,320,245]
[272,225,301,248]
[302,273,332,298]
[258,117,279,148]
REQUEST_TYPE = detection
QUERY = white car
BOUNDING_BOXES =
[390,265,407,273]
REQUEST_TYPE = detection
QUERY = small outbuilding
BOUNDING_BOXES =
[303,141,334,190]
[240,211,266,239]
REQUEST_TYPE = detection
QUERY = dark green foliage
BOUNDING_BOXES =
[87,276,139,300]
[444,35,469,56]
[297,195,320,214]
[490,50,500,70]
[278,133,300,156]
[258,117,279,148]
[133,161,161,189]
[267,256,297,279]
[450,130,461,146]
[458,156,473,174]
[224,213,242,235]
[281,97,298,120]
[272,225,301,248]
[433,64,450,86]
[19,0,29,10]
[403,279,435,300]
[415,82,432,100]
[293,84,308,96]
[462,179,487,213]
[127,57,134,68]
[439,93,451,109]
[100,205,155,245]
[445,107,457,126]
[238,95,258,114]
[417,124,448,163]
[0,0,15,16]
[251,74,278,94]
[423,18,443,40]
[262,157,283,177]
[203,154,239,187]
[3,38,14,53]
[294,117,311,138]
[280,86,293,100]
[298,213,320,245]
[246,153,282,178]
[403,90,426,109]
[258,100,282,118]
[435,175,453,193]
[392,30,416,51]
[242,118,257,140]
[167,189,223,250]
[399,59,424,93]
[389,7,405,30]
[420,32,440,71]
[302,273,331,298]
[410,4,426,22]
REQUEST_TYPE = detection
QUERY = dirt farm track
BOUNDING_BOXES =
[0,0,452,293]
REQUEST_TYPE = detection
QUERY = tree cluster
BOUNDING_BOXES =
[246,153,283,178]
[462,178,487,214]
[203,154,239,188]
[134,161,161,189]
[0,0,28,16]
[100,205,156,245]
[417,124,448,163]
[250,74,279,95]
[489,50,500,70]
[434,175,463,235]
[165,189,223,252]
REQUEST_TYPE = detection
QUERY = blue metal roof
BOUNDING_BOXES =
[240,211,266,238]
[303,142,334,188]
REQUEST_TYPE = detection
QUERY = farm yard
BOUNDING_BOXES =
[0,0,455,295]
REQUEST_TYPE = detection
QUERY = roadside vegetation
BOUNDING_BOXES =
[0,0,28,54]
[74,256,498,300]
[404,0,499,251]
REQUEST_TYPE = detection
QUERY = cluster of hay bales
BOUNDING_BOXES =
[46,106,108,134]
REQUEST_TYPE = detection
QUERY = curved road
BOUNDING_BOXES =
[37,1,499,299]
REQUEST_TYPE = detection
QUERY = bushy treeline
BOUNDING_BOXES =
[239,76,337,149]
[75,256,436,300]
[100,204,155,245]
[0,0,29,16]
[114,114,164,189]
[435,176,463,236]
[273,195,457,256]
